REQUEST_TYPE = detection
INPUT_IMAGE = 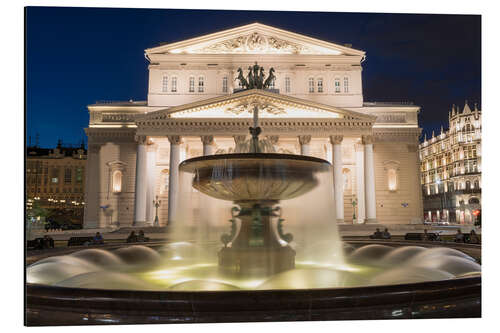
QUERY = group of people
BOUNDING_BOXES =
[369,228,392,239]
[454,229,480,244]
[126,230,150,243]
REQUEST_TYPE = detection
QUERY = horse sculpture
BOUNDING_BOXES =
[263,67,276,89]
[235,68,249,89]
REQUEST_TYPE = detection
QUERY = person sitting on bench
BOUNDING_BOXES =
[454,229,465,243]
[370,228,383,239]
[381,228,391,239]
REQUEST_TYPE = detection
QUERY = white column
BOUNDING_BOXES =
[330,135,344,222]
[355,143,366,224]
[298,135,312,156]
[167,135,182,225]
[363,135,377,223]
[201,135,215,156]
[134,136,148,225]
[145,143,158,224]
[233,135,247,153]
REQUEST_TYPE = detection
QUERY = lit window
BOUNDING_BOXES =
[112,170,122,193]
[76,167,83,183]
[334,78,341,93]
[198,76,204,92]
[162,75,168,92]
[51,177,58,184]
[384,161,400,191]
[285,77,291,93]
[171,76,177,92]
[343,77,349,93]
[222,76,228,93]
[308,78,314,93]
[317,78,323,93]
[189,76,195,93]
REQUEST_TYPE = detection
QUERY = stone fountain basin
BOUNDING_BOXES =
[179,153,331,202]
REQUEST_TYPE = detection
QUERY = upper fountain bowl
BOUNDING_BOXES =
[179,153,331,202]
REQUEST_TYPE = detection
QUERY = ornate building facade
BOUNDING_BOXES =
[26,141,87,224]
[84,23,423,228]
[419,102,481,224]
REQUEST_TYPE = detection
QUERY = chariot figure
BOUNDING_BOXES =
[263,67,276,89]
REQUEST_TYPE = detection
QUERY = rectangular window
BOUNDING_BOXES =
[334,78,341,93]
[308,78,314,93]
[51,178,58,184]
[171,76,177,92]
[162,75,168,92]
[76,167,83,183]
[189,76,195,93]
[64,168,72,184]
[222,76,228,93]
[285,77,290,93]
[343,77,349,93]
[198,76,204,92]
[317,78,323,93]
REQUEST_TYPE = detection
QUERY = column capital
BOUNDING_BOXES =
[167,135,183,145]
[88,143,102,153]
[362,135,374,145]
[134,135,148,145]
[329,135,344,145]
[200,135,215,145]
[266,135,279,144]
[298,135,312,145]
[233,135,247,144]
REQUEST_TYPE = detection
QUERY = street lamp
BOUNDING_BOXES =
[153,196,161,227]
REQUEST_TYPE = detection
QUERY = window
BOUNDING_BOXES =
[198,76,204,92]
[64,168,72,184]
[285,77,291,93]
[76,167,83,183]
[334,78,341,93]
[51,177,58,184]
[160,169,169,194]
[308,78,314,93]
[171,76,177,92]
[222,76,228,93]
[317,78,323,93]
[343,77,349,93]
[112,170,122,193]
[384,161,400,191]
[162,75,168,92]
[189,76,195,93]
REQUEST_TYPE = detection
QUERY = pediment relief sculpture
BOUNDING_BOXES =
[188,32,330,55]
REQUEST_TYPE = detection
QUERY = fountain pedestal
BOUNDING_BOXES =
[218,202,295,275]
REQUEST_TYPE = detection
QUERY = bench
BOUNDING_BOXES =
[404,233,440,241]
[27,237,54,250]
[67,236,93,247]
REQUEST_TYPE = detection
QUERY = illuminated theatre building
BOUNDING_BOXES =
[83,23,423,228]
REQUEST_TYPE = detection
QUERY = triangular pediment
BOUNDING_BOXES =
[145,23,365,56]
[139,89,375,122]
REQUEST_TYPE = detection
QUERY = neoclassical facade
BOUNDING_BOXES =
[83,23,423,228]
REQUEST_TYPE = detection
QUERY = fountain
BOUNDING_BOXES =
[25,66,481,325]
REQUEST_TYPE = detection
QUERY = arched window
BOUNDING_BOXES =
[343,76,349,93]
[473,179,480,189]
[317,78,323,93]
[222,76,228,93]
[285,77,291,93]
[198,76,204,92]
[189,76,195,92]
[384,160,400,191]
[162,75,168,92]
[171,76,177,92]
[112,170,122,193]
[466,181,471,190]
[308,78,314,93]
[160,169,169,194]
[342,168,352,191]
[469,197,480,205]
[334,77,341,93]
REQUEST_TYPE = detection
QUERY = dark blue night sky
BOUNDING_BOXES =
[26,7,481,148]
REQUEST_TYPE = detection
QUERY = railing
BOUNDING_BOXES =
[363,101,414,106]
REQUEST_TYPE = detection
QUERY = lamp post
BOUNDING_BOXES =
[351,196,357,223]
[153,196,161,227]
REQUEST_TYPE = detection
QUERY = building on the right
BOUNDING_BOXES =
[419,101,481,224]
